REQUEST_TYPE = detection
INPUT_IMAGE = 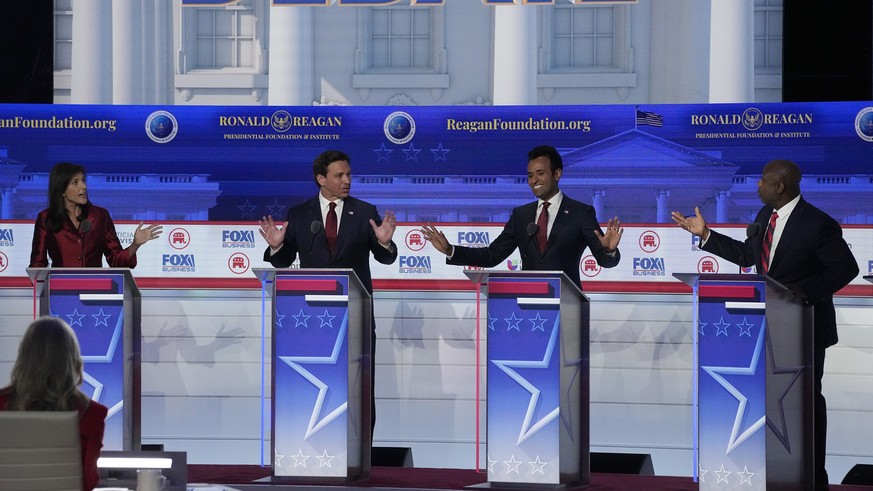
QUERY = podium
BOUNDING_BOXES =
[254,268,371,482]
[465,270,589,488]
[675,273,814,490]
[26,267,141,452]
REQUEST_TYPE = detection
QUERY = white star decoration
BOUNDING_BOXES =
[317,309,336,328]
[291,449,309,468]
[737,465,755,484]
[66,308,85,327]
[528,455,548,475]
[316,449,335,468]
[503,455,522,474]
[91,308,112,327]
[504,312,522,331]
[292,309,310,328]
[714,464,731,483]
[528,312,548,331]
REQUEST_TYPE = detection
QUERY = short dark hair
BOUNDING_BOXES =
[312,150,350,187]
[527,145,563,173]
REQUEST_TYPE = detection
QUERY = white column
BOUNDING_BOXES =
[592,190,606,219]
[649,0,711,103]
[268,5,314,105]
[656,190,670,223]
[492,6,537,105]
[71,0,113,104]
[112,0,144,104]
[1,188,13,219]
[716,190,730,223]
[709,0,754,102]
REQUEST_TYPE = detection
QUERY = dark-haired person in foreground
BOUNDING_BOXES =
[259,149,398,430]
[29,161,162,268]
[422,144,623,289]
[671,159,858,490]
[0,317,108,491]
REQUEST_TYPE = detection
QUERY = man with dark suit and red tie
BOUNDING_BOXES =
[671,159,859,490]
[258,149,398,431]
[421,145,623,289]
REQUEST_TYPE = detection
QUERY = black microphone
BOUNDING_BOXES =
[78,219,91,267]
[309,220,324,265]
[527,222,538,237]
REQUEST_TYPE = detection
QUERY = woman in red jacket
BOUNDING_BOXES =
[29,161,162,268]
[0,317,108,491]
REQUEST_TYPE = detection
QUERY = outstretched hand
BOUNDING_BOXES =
[671,207,708,238]
[370,210,396,246]
[133,222,162,246]
[421,223,451,255]
[259,215,288,249]
[594,216,623,252]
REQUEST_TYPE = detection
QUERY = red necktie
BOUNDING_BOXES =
[537,202,550,254]
[761,211,778,273]
[326,202,338,254]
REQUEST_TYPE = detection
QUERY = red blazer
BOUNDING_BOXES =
[0,390,108,491]
[29,205,137,268]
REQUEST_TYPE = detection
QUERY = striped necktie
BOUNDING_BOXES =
[761,211,778,273]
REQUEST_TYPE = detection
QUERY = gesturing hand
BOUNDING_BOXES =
[594,216,623,252]
[370,210,396,246]
[259,215,288,249]
[133,222,162,246]
[420,223,451,255]
[671,207,708,238]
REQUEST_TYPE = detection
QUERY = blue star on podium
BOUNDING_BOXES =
[491,323,560,446]
[278,315,349,439]
[701,325,767,454]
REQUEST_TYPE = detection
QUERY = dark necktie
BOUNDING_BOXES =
[536,202,550,254]
[761,210,778,273]
[326,202,338,254]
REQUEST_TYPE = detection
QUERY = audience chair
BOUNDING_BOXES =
[0,411,82,491]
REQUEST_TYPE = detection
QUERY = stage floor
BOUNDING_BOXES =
[187,465,873,490]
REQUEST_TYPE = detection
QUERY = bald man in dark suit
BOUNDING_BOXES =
[672,159,858,490]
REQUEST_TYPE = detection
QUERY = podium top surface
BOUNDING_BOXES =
[252,267,370,298]
[463,269,586,299]
[26,267,140,295]
[673,272,788,291]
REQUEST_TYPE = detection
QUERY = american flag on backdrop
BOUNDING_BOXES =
[636,109,664,127]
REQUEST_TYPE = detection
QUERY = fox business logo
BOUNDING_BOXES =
[868,260,873,274]
[162,254,196,273]
[633,257,666,277]
[399,255,432,274]
[0,228,13,247]
[457,231,490,247]
[222,230,256,249]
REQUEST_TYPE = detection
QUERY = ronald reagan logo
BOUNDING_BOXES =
[169,228,191,250]
[399,255,431,274]
[384,111,415,145]
[638,230,660,253]
[691,107,813,137]
[633,257,666,276]
[222,230,256,249]
[580,255,601,277]
[0,251,8,272]
[855,107,873,142]
[218,110,342,132]
[405,229,426,252]
[457,231,490,247]
[0,228,13,247]
[145,110,178,143]
[227,252,250,274]
[162,254,196,273]
[697,256,719,274]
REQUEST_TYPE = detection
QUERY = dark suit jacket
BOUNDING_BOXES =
[263,196,397,294]
[449,195,620,288]
[30,205,135,268]
[702,197,858,348]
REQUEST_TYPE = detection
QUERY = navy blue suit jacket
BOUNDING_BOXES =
[263,196,397,294]
[448,195,620,288]
[702,197,858,348]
